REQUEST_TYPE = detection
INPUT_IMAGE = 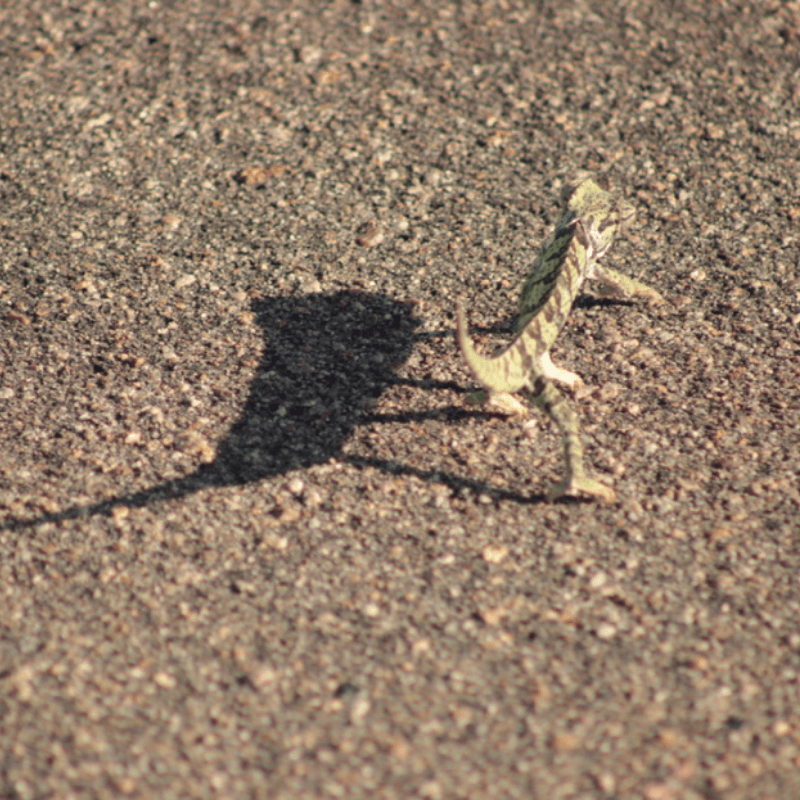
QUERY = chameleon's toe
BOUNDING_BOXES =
[639,285,665,305]
[545,475,616,504]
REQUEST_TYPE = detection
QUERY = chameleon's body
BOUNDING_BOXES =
[457,176,662,502]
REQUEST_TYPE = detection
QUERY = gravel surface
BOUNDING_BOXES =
[2,1,800,798]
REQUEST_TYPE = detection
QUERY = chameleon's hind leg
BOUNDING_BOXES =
[531,380,615,503]
[464,350,583,418]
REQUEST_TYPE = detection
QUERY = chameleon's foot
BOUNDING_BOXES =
[545,474,616,504]
[593,268,665,305]
[538,351,584,391]
[465,390,528,417]
[631,283,665,305]
[488,392,528,416]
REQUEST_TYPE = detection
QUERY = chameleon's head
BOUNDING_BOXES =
[558,171,596,205]
[590,195,637,261]
[560,174,637,261]
[559,174,636,226]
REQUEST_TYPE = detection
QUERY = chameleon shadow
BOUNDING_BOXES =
[206,290,421,485]
[2,290,432,529]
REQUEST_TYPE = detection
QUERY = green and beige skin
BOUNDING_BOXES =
[457,177,663,503]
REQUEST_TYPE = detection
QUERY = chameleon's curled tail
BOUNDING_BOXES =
[456,302,529,395]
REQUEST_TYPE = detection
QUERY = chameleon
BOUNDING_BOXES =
[456,175,663,503]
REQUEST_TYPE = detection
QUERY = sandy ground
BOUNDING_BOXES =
[2,1,800,798]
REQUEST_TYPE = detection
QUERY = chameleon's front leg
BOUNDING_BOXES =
[593,266,664,304]
[531,380,616,503]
